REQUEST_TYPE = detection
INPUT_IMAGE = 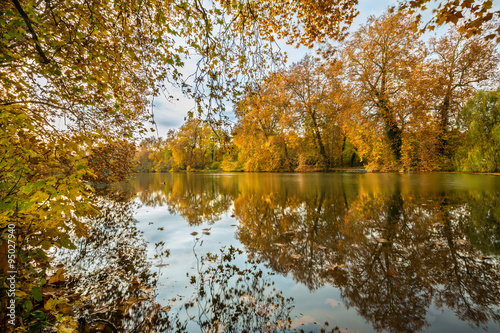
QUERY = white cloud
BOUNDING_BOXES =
[325,298,341,308]
[291,315,316,328]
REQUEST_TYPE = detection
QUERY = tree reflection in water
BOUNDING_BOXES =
[131,173,500,333]
[185,241,295,332]
[132,173,233,225]
[55,187,295,332]
[235,186,500,332]
[56,188,183,332]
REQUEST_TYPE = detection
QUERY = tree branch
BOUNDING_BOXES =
[0,100,67,110]
[11,0,50,64]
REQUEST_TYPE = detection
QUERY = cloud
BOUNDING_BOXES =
[291,315,316,328]
[149,91,194,136]
[325,298,341,308]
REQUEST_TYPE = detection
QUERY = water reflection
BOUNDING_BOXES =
[186,243,294,332]
[57,187,295,332]
[130,173,500,332]
[56,189,176,332]
[132,173,233,225]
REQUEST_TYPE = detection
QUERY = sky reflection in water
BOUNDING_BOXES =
[62,173,500,332]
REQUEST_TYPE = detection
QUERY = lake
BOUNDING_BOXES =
[58,173,500,332]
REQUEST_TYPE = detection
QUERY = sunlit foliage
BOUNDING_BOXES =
[454,88,500,172]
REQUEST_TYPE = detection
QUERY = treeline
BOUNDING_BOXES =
[135,118,231,172]
[137,12,500,173]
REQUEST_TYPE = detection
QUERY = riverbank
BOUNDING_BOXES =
[135,168,500,175]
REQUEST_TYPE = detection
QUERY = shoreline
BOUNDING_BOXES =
[134,169,500,176]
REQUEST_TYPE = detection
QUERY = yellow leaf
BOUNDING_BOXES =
[48,268,66,284]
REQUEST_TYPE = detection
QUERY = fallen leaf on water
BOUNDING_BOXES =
[376,238,389,243]
[318,245,327,250]
[156,264,169,267]
[326,264,344,270]
[240,295,256,302]
[387,269,398,277]
[274,243,286,247]
[162,306,171,312]
[478,256,491,260]
[202,228,211,231]
[157,227,164,231]
[190,232,198,236]
[148,222,154,225]
[436,242,446,246]
[291,254,301,259]
[230,214,235,217]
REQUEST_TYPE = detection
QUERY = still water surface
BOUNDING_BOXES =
[61,173,500,332]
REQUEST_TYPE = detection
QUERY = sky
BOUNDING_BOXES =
[147,0,483,138]
[149,0,404,137]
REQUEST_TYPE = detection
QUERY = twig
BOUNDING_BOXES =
[11,0,50,64]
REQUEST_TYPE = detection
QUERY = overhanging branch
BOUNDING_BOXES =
[11,0,50,64]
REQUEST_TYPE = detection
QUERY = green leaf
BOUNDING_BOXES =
[57,236,76,250]
[23,300,33,312]
[32,287,43,302]
[31,310,46,320]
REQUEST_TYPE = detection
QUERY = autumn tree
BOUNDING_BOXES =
[87,139,137,184]
[135,137,175,172]
[166,118,228,171]
[165,0,359,122]
[286,56,340,169]
[1,0,186,329]
[232,55,354,171]
[402,0,500,41]
[428,26,499,156]
[233,71,298,171]
[454,88,500,172]
[343,12,427,170]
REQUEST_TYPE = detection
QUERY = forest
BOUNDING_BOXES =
[136,13,500,173]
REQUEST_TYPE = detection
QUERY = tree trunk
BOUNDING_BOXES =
[340,135,347,166]
[310,111,328,168]
[379,100,402,162]
[437,95,450,155]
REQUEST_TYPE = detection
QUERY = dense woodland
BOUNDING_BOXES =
[136,13,500,173]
